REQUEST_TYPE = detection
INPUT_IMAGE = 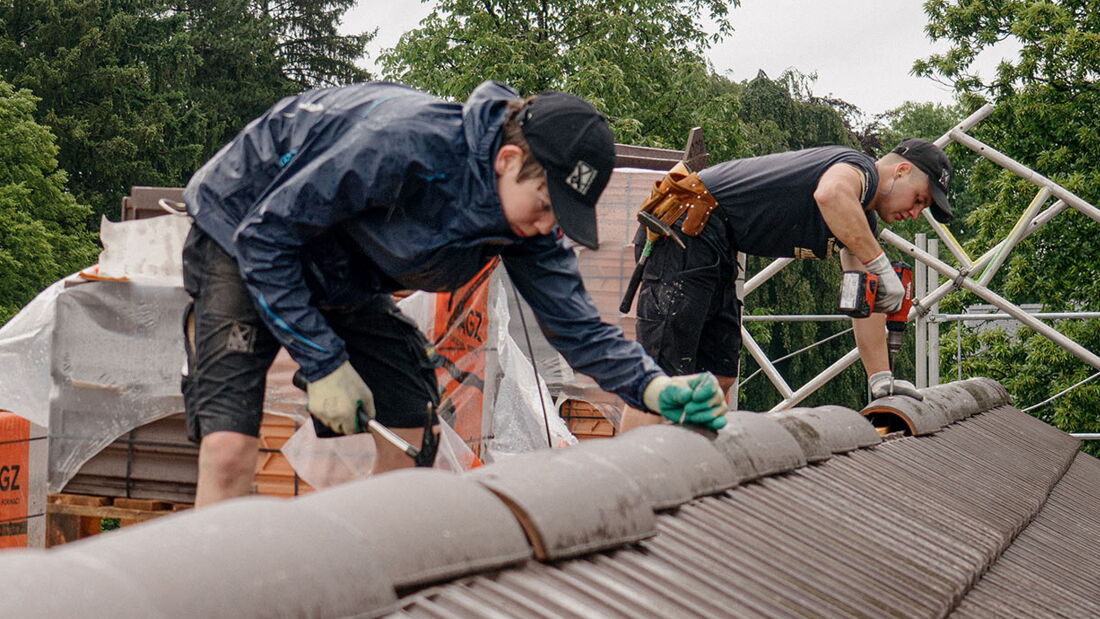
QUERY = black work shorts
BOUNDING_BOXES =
[633,221,742,377]
[181,226,439,443]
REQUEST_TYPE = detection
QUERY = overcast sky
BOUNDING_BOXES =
[341,0,1019,117]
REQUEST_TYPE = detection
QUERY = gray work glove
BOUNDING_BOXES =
[306,361,375,435]
[864,252,904,314]
[868,370,923,401]
[643,372,727,431]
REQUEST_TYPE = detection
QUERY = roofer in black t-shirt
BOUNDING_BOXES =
[628,138,953,406]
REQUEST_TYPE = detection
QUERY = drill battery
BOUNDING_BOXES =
[838,270,879,319]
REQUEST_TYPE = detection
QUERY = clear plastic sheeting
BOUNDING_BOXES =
[279,418,377,489]
[0,279,64,429]
[0,276,191,493]
[484,276,576,460]
[432,416,480,473]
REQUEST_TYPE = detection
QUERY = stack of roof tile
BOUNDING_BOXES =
[1,377,1096,618]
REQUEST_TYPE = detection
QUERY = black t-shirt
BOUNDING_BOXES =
[698,146,878,259]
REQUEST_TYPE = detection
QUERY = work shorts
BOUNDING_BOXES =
[181,226,439,443]
[633,220,742,378]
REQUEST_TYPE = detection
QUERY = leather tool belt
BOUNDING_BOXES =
[638,161,719,242]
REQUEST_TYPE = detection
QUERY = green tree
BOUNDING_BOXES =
[916,0,1100,448]
[0,0,372,221]
[380,0,740,155]
[0,82,98,323]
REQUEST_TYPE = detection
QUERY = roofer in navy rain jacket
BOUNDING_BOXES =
[181,81,727,506]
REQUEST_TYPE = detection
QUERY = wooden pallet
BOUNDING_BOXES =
[46,493,191,547]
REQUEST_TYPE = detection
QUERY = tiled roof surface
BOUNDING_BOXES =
[387,379,1093,618]
[2,378,1096,618]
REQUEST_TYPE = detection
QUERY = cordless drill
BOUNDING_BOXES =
[839,260,914,371]
[884,262,914,371]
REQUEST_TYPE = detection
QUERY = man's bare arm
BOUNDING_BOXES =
[840,248,888,376]
[814,164,882,263]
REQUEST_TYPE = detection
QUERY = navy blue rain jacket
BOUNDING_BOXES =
[184,81,661,408]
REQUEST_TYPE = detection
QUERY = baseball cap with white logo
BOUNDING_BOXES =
[892,137,954,223]
[519,92,615,250]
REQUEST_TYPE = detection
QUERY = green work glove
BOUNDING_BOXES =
[306,361,375,435]
[643,372,727,430]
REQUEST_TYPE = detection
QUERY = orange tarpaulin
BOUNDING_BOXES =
[431,259,498,460]
[0,412,30,548]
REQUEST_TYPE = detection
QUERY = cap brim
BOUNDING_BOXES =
[547,176,599,250]
[929,183,953,223]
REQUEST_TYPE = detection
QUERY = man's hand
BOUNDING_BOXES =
[643,372,727,430]
[307,361,375,435]
[865,252,904,313]
[868,370,923,401]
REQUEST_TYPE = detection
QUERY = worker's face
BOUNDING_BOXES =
[495,145,556,238]
[876,163,933,224]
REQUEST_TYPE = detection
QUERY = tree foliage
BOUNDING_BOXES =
[916,0,1100,447]
[380,0,738,155]
[0,81,98,323]
[0,0,372,221]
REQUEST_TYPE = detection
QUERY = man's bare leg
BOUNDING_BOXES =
[195,431,260,507]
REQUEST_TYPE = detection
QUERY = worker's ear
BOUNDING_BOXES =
[894,161,912,179]
[494,144,524,176]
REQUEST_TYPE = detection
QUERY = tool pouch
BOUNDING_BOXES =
[638,161,719,242]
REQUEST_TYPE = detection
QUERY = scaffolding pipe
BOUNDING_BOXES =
[740,327,794,398]
[920,208,973,268]
[770,348,861,411]
[908,198,1069,319]
[950,130,1100,224]
[931,312,1100,322]
[977,187,1051,287]
[882,229,1100,372]
[742,314,849,322]
[744,258,793,296]
[915,233,928,388]
[928,239,941,387]
[933,104,995,150]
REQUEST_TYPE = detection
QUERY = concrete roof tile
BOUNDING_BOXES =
[564,437,695,511]
[715,411,807,479]
[296,469,530,589]
[613,424,740,497]
[466,447,656,561]
[60,496,397,617]
[767,405,881,455]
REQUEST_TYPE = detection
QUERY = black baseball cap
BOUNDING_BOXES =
[520,92,615,250]
[892,138,954,222]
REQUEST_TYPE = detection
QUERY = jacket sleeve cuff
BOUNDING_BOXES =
[299,350,350,384]
[625,368,666,411]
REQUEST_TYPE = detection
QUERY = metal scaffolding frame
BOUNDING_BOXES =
[734,104,1100,426]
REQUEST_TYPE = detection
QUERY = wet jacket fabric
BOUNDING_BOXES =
[698,146,879,259]
[184,81,661,408]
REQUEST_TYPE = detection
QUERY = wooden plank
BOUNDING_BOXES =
[48,493,111,507]
[113,498,173,511]
[46,502,175,523]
